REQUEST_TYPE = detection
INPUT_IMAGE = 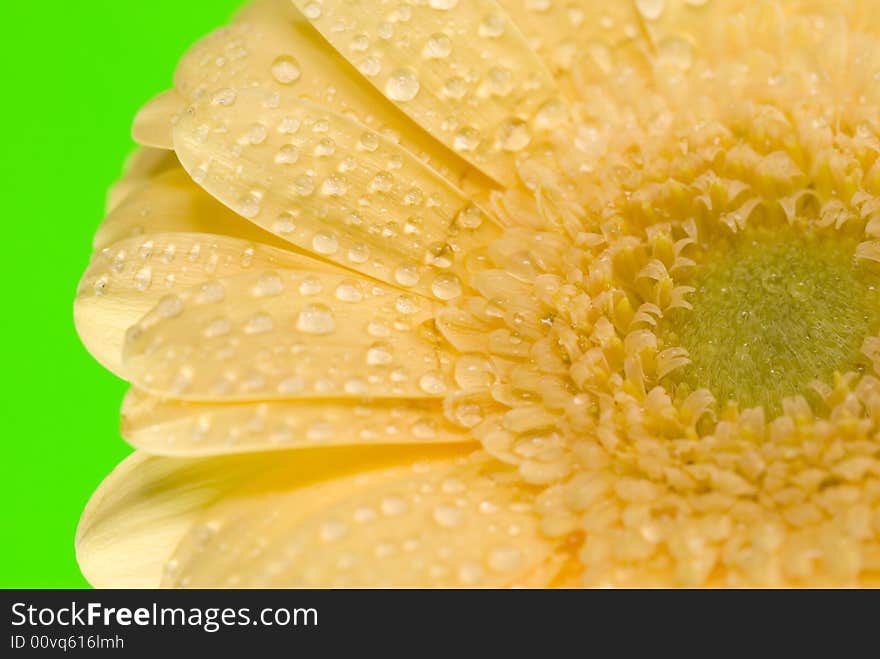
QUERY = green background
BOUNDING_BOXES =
[1,0,244,588]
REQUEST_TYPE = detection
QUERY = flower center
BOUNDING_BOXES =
[661,225,880,414]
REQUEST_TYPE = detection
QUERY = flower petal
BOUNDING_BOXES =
[121,387,474,455]
[173,89,498,299]
[499,0,641,86]
[291,0,558,187]
[94,168,290,251]
[105,148,179,212]
[75,232,327,377]
[175,0,483,189]
[78,444,465,587]
[122,268,454,401]
[76,451,275,588]
[164,452,557,587]
[132,89,184,150]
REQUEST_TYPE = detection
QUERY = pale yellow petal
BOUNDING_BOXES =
[132,89,184,150]
[76,451,276,588]
[291,0,558,186]
[121,387,474,456]
[105,148,179,212]
[175,0,483,189]
[498,0,644,84]
[75,233,327,378]
[78,444,465,587]
[172,88,498,299]
[95,168,290,251]
[122,268,454,401]
[633,0,754,55]
[164,452,557,587]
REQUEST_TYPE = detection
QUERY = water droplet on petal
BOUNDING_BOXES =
[431,273,462,300]
[419,372,447,395]
[312,231,339,255]
[297,304,336,335]
[394,264,420,287]
[385,69,420,102]
[271,55,302,84]
[487,546,523,573]
[423,33,452,59]
[252,271,284,297]
[302,2,322,19]
[433,506,464,528]
[244,312,274,334]
[319,521,348,543]
[635,0,666,20]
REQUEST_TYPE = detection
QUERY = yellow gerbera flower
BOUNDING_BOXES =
[75,0,880,587]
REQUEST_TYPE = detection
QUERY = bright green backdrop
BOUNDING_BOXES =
[0,0,245,588]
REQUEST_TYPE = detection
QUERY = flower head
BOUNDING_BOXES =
[77,0,880,587]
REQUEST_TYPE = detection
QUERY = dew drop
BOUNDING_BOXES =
[423,33,452,59]
[394,264,420,287]
[271,55,302,84]
[293,175,315,197]
[358,56,381,77]
[242,122,268,145]
[321,174,349,197]
[157,295,183,318]
[204,317,231,338]
[370,172,394,193]
[302,2,322,19]
[252,271,284,297]
[479,13,506,38]
[236,192,262,218]
[455,203,484,229]
[319,521,348,543]
[278,375,305,395]
[348,243,370,263]
[496,118,531,152]
[350,34,370,52]
[366,342,394,365]
[486,67,514,97]
[487,546,523,573]
[275,144,300,165]
[453,127,481,152]
[273,211,296,234]
[353,507,376,523]
[443,76,467,99]
[433,506,464,528]
[380,496,409,516]
[244,312,274,334]
[454,354,495,389]
[368,320,391,337]
[299,277,323,296]
[211,88,237,106]
[385,69,421,102]
[458,562,484,586]
[312,231,339,255]
[431,273,462,300]
[335,281,363,302]
[314,138,336,157]
[395,295,419,315]
[297,304,336,335]
[635,0,666,20]
[196,280,226,304]
[358,132,380,152]
[419,372,448,395]
[134,267,152,291]
[92,275,108,295]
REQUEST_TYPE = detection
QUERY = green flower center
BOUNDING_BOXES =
[662,225,880,414]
